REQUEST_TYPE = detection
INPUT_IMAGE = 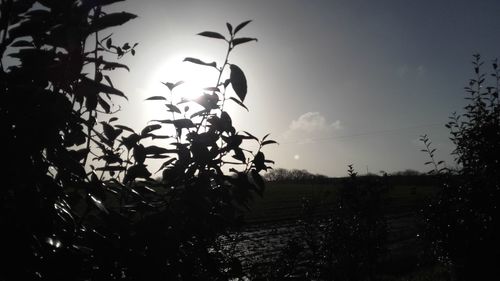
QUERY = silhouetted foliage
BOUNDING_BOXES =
[421,54,500,280]
[1,1,273,280]
[257,165,389,281]
[392,169,422,176]
[264,168,328,184]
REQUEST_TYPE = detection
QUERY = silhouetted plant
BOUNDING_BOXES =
[421,54,500,281]
[1,1,136,280]
[259,165,389,281]
[309,165,388,281]
[264,168,329,184]
[1,0,273,280]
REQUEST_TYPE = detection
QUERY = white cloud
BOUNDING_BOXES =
[284,112,342,141]
[289,112,342,132]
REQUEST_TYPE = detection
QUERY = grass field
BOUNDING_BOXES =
[221,176,449,280]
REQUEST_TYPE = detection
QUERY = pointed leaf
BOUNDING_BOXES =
[89,12,137,34]
[145,145,171,155]
[232,148,246,163]
[226,22,233,35]
[229,97,248,111]
[162,80,184,91]
[173,119,195,129]
[85,57,130,71]
[234,20,252,34]
[183,57,217,68]
[198,31,226,40]
[155,158,176,173]
[230,64,247,102]
[141,124,161,136]
[166,104,181,114]
[145,96,166,101]
[11,40,32,47]
[232,37,257,47]
[114,125,135,133]
[261,140,278,146]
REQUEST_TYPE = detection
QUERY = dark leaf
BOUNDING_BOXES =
[102,122,120,142]
[232,37,257,47]
[125,164,151,183]
[191,109,209,119]
[98,97,110,113]
[114,125,135,133]
[144,145,171,155]
[104,75,114,88]
[234,20,252,34]
[89,12,138,34]
[166,104,181,114]
[229,97,248,111]
[173,119,195,129]
[226,22,233,35]
[133,145,146,164]
[198,31,226,40]
[85,57,130,71]
[261,140,278,146]
[162,80,184,91]
[141,124,162,136]
[232,148,246,163]
[253,151,267,171]
[145,96,167,101]
[155,158,176,173]
[242,131,258,141]
[81,76,128,100]
[183,57,217,68]
[230,64,247,102]
[11,40,32,47]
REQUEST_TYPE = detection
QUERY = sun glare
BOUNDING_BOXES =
[144,54,219,119]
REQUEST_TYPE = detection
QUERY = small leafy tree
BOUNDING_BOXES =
[1,1,137,279]
[1,0,273,280]
[422,54,500,280]
[259,165,389,281]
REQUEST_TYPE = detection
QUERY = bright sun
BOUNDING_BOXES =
[146,54,218,103]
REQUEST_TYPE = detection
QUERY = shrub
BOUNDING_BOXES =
[0,1,273,280]
[421,54,500,280]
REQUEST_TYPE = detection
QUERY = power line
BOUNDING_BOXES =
[279,123,444,145]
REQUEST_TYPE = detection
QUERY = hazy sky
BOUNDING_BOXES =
[106,0,500,176]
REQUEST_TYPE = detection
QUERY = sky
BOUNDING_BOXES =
[105,0,500,177]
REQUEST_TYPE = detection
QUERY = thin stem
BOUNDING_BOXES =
[196,39,233,134]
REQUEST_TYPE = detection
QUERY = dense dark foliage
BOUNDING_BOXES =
[0,1,273,280]
[256,165,389,281]
[422,55,500,280]
[264,168,329,184]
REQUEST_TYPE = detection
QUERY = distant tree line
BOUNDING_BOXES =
[264,168,329,183]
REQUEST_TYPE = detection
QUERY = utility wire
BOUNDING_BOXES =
[279,123,444,145]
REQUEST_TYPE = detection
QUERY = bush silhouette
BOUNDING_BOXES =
[1,1,273,280]
[421,54,500,280]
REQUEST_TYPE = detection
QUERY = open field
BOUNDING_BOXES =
[219,176,446,279]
